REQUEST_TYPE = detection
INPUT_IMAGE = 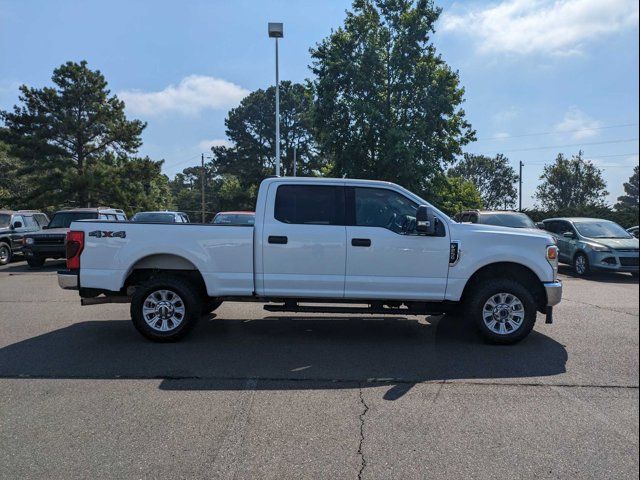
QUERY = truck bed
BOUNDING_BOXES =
[72,221,255,296]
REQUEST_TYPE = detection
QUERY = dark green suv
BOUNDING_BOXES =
[0,210,50,265]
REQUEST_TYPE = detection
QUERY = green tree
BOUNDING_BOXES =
[432,175,483,216]
[0,60,146,209]
[212,81,324,188]
[310,0,475,196]
[92,155,172,217]
[616,165,639,211]
[535,151,608,210]
[0,140,29,208]
[449,153,518,209]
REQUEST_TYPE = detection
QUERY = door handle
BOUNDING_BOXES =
[351,238,371,247]
[268,235,288,244]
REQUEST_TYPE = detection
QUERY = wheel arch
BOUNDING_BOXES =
[123,253,207,297]
[460,261,547,312]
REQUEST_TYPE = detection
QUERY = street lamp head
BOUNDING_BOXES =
[268,22,284,38]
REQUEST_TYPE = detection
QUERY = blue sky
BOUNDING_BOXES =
[1,0,638,208]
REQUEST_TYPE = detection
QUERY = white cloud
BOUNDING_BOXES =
[198,138,233,151]
[493,132,510,140]
[119,75,249,116]
[440,0,639,56]
[555,107,602,139]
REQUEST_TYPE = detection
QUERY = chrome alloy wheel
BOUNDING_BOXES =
[482,292,525,335]
[575,255,587,275]
[142,289,186,332]
[0,244,9,263]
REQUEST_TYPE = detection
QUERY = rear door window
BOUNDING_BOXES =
[275,185,344,225]
[23,216,38,228]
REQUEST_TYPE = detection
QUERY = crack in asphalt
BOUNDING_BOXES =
[562,298,639,316]
[357,386,369,480]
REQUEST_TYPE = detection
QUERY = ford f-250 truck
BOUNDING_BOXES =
[57,177,562,344]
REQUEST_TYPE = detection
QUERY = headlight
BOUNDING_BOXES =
[589,243,611,252]
[25,237,34,245]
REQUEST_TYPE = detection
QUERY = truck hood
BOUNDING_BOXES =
[451,222,554,244]
[26,228,69,237]
[582,237,639,250]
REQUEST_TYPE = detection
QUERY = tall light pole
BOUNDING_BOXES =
[268,22,283,176]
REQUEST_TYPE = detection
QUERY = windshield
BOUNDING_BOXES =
[48,212,97,229]
[574,220,632,239]
[0,214,10,228]
[132,212,175,223]
[213,213,255,225]
[479,213,536,229]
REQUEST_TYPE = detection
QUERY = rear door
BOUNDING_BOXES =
[344,186,450,301]
[261,183,347,298]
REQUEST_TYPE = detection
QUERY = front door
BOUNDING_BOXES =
[344,187,450,301]
[261,183,347,298]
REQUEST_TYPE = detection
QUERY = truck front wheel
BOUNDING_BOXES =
[466,279,537,345]
[131,275,202,342]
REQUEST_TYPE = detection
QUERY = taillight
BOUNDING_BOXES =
[66,230,84,270]
[546,245,558,261]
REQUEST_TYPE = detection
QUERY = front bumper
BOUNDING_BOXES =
[544,281,563,306]
[588,250,639,273]
[24,244,65,258]
[58,270,78,290]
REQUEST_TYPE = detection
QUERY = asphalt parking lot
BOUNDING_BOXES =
[0,260,638,479]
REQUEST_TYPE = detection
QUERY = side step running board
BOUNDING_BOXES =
[264,304,437,316]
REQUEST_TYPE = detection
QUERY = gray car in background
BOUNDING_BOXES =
[541,217,639,277]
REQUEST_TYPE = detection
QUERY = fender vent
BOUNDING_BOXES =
[449,241,461,265]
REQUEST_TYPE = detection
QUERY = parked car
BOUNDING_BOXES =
[455,210,539,230]
[212,211,255,225]
[58,177,562,345]
[0,210,50,265]
[132,211,190,223]
[628,226,639,239]
[22,207,126,268]
[541,217,639,277]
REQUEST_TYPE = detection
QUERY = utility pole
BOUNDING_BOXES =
[201,153,206,223]
[518,160,524,212]
[293,146,297,177]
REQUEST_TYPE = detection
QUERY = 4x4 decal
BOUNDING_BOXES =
[88,230,126,239]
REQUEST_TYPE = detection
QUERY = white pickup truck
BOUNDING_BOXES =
[58,177,562,344]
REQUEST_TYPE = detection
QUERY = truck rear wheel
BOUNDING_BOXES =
[130,275,202,342]
[466,278,537,345]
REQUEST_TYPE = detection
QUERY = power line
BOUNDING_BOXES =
[162,154,201,169]
[476,123,639,141]
[475,138,638,155]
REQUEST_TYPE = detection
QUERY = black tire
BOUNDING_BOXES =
[573,252,591,277]
[202,298,223,314]
[0,243,11,266]
[27,256,46,268]
[130,275,202,342]
[466,278,537,345]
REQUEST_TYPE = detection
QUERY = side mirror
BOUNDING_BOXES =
[416,205,436,235]
[12,221,22,229]
[536,222,545,230]
[562,231,575,239]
